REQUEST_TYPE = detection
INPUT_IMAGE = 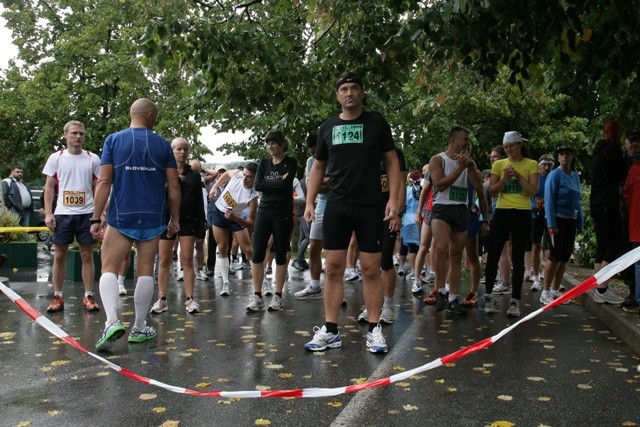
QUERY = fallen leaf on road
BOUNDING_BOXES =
[527,376,546,382]
[497,395,513,401]
[537,396,551,402]
[278,373,294,379]
[159,421,180,427]
[351,377,367,385]
[489,421,515,427]
[153,407,166,413]
[402,404,418,411]
[50,360,70,367]
[254,418,271,425]
[47,410,61,416]
[17,422,32,427]
[577,384,593,390]
[327,401,343,408]
[195,383,212,388]
[139,393,157,400]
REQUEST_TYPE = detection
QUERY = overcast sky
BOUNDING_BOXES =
[0,8,246,165]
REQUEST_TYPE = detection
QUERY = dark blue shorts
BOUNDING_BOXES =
[53,213,95,246]
[210,207,244,233]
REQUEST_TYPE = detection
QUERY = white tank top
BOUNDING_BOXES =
[215,172,258,214]
[433,152,468,206]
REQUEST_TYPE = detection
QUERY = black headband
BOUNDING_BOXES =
[335,75,363,91]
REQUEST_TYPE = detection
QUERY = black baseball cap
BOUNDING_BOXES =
[556,145,574,154]
[626,128,640,142]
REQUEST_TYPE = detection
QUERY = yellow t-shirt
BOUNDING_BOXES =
[492,158,539,210]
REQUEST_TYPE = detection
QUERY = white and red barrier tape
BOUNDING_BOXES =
[2,246,640,398]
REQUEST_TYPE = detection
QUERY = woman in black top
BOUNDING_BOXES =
[246,131,297,312]
[152,137,207,315]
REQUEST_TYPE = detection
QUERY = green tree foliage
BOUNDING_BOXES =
[0,0,206,182]
[2,0,639,181]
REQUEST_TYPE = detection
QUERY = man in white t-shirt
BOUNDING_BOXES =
[42,120,101,313]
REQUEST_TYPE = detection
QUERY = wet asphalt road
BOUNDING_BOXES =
[1,246,639,427]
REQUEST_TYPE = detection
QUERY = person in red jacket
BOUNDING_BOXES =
[622,128,640,308]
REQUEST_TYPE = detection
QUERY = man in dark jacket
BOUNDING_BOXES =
[1,166,34,226]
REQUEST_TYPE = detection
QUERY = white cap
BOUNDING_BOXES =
[214,164,227,171]
[503,131,527,145]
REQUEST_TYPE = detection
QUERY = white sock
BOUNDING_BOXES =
[54,291,63,297]
[383,297,393,308]
[219,257,230,282]
[439,287,447,294]
[133,276,154,330]
[117,275,125,286]
[310,279,320,290]
[449,294,459,302]
[99,272,119,326]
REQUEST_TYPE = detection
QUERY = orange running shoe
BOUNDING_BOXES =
[83,295,100,312]
[423,289,438,305]
[462,292,478,307]
[46,295,64,312]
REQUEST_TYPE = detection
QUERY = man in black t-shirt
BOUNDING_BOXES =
[303,72,401,354]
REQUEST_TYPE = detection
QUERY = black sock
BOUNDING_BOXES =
[275,292,282,298]
[325,322,338,334]
[368,323,378,333]
[597,287,607,294]
[255,292,263,298]
[160,296,166,301]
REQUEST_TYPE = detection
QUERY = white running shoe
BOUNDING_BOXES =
[118,283,127,296]
[294,284,323,300]
[150,298,168,314]
[220,281,231,296]
[176,270,184,281]
[268,295,283,311]
[507,298,520,317]
[493,282,512,295]
[262,279,274,296]
[195,269,209,281]
[304,325,342,351]
[539,290,554,305]
[185,298,200,314]
[246,295,265,312]
[379,306,395,324]
[484,294,497,314]
[366,324,388,353]
[530,279,542,292]
[592,288,625,304]
[357,307,369,323]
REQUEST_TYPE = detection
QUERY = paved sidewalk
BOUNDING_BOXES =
[563,273,640,355]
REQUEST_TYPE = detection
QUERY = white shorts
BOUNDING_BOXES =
[309,203,325,241]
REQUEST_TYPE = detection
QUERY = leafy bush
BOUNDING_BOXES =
[0,208,35,243]
[573,185,596,267]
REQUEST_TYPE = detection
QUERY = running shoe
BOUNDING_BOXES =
[539,290,554,305]
[524,269,533,282]
[435,291,448,311]
[345,270,361,282]
[176,270,184,281]
[406,270,415,280]
[397,265,405,277]
[304,325,342,351]
[357,307,369,323]
[246,295,265,312]
[507,298,520,317]
[128,325,157,343]
[422,270,435,284]
[241,261,251,270]
[185,298,200,314]
[291,260,305,271]
[196,269,209,281]
[268,295,284,311]
[461,292,478,307]
[262,279,274,296]
[294,284,323,300]
[493,282,512,295]
[83,295,100,312]
[299,260,310,270]
[446,298,467,315]
[265,266,273,276]
[484,294,497,314]
[150,298,168,314]
[220,281,231,296]
[46,295,64,313]
[379,306,395,324]
[118,283,127,296]
[530,279,542,292]
[96,320,126,351]
[411,281,424,294]
[366,324,388,353]
[230,259,241,271]
[592,288,625,304]
[423,289,438,305]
